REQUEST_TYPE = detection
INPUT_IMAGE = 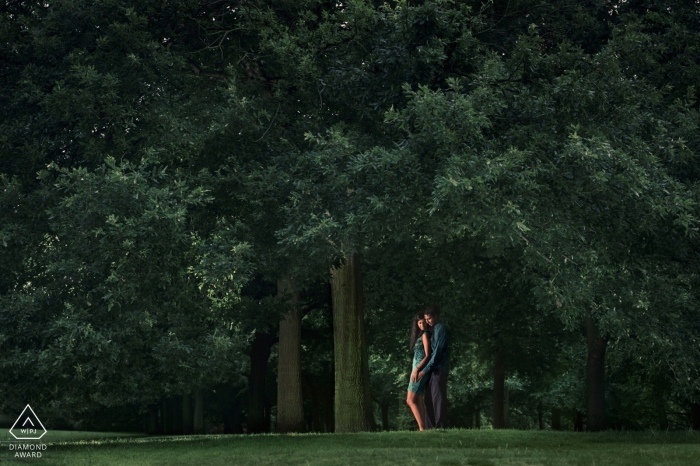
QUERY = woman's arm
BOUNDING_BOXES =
[414,333,432,373]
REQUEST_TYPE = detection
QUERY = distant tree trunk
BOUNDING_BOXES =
[574,411,584,431]
[162,399,173,435]
[551,408,561,430]
[465,404,475,429]
[223,400,243,434]
[538,403,543,430]
[330,254,373,433]
[504,385,510,427]
[585,315,607,432]
[692,403,700,430]
[276,277,306,433]
[325,374,335,432]
[182,394,193,435]
[493,349,506,429]
[656,399,668,430]
[193,390,204,434]
[147,405,158,435]
[475,408,481,429]
[172,395,183,435]
[248,330,274,433]
[381,404,390,431]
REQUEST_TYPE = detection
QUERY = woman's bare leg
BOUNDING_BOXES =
[406,391,426,431]
[416,394,426,430]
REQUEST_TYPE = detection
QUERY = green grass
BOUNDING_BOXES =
[3,429,699,465]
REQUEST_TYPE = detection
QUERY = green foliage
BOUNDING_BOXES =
[1,0,699,431]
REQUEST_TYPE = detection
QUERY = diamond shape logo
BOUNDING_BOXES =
[9,405,47,440]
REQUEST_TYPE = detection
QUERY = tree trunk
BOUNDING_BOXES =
[379,404,389,431]
[223,400,243,434]
[193,389,204,434]
[330,254,373,433]
[475,408,481,429]
[493,349,506,429]
[182,394,193,435]
[574,411,584,432]
[248,330,274,433]
[538,403,543,430]
[656,399,668,430]
[162,399,172,435]
[147,404,158,435]
[172,395,183,435]
[325,374,335,432]
[585,315,607,432]
[692,403,700,430]
[465,404,475,429]
[551,408,561,430]
[276,277,306,433]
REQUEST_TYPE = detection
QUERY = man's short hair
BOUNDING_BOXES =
[422,304,440,317]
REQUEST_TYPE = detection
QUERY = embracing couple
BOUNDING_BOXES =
[406,305,449,431]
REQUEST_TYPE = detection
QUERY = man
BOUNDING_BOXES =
[416,304,449,429]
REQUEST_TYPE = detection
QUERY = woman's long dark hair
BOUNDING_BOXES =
[408,312,426,352]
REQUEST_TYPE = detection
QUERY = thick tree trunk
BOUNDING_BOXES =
[276,277,306,433]
[182,394,193,435]
[551,408,561,430]
[193,390,204,434]
[692,403,700,430]
[248,331,274,433]
[585,315,607,432]
[330,254,373,433]
[493,349,506,429]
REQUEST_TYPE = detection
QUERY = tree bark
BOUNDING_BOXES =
[182,394,193,435]
[193,389,204,434]
[537,403,543,430]
[475,408,481,429]
[248,330,274,433]
[276,277,306,433]
[493,349,506,429]
[692,403,700,430]
[330,254,373,433]
[551,408,561,430]
[585,315,607,432]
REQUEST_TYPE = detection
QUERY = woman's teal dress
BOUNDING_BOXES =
[408,331,429,395]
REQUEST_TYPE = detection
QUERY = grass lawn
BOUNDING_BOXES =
[2,429,698,465]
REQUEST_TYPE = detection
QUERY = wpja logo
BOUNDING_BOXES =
[7,405,48,459]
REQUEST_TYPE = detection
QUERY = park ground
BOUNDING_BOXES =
[2,429,699,465]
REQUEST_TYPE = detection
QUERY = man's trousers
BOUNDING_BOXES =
[424,369,448,429]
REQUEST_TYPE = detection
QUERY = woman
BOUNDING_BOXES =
[406,312,431,431]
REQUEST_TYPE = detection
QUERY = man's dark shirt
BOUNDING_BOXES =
[422,321,449,374]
